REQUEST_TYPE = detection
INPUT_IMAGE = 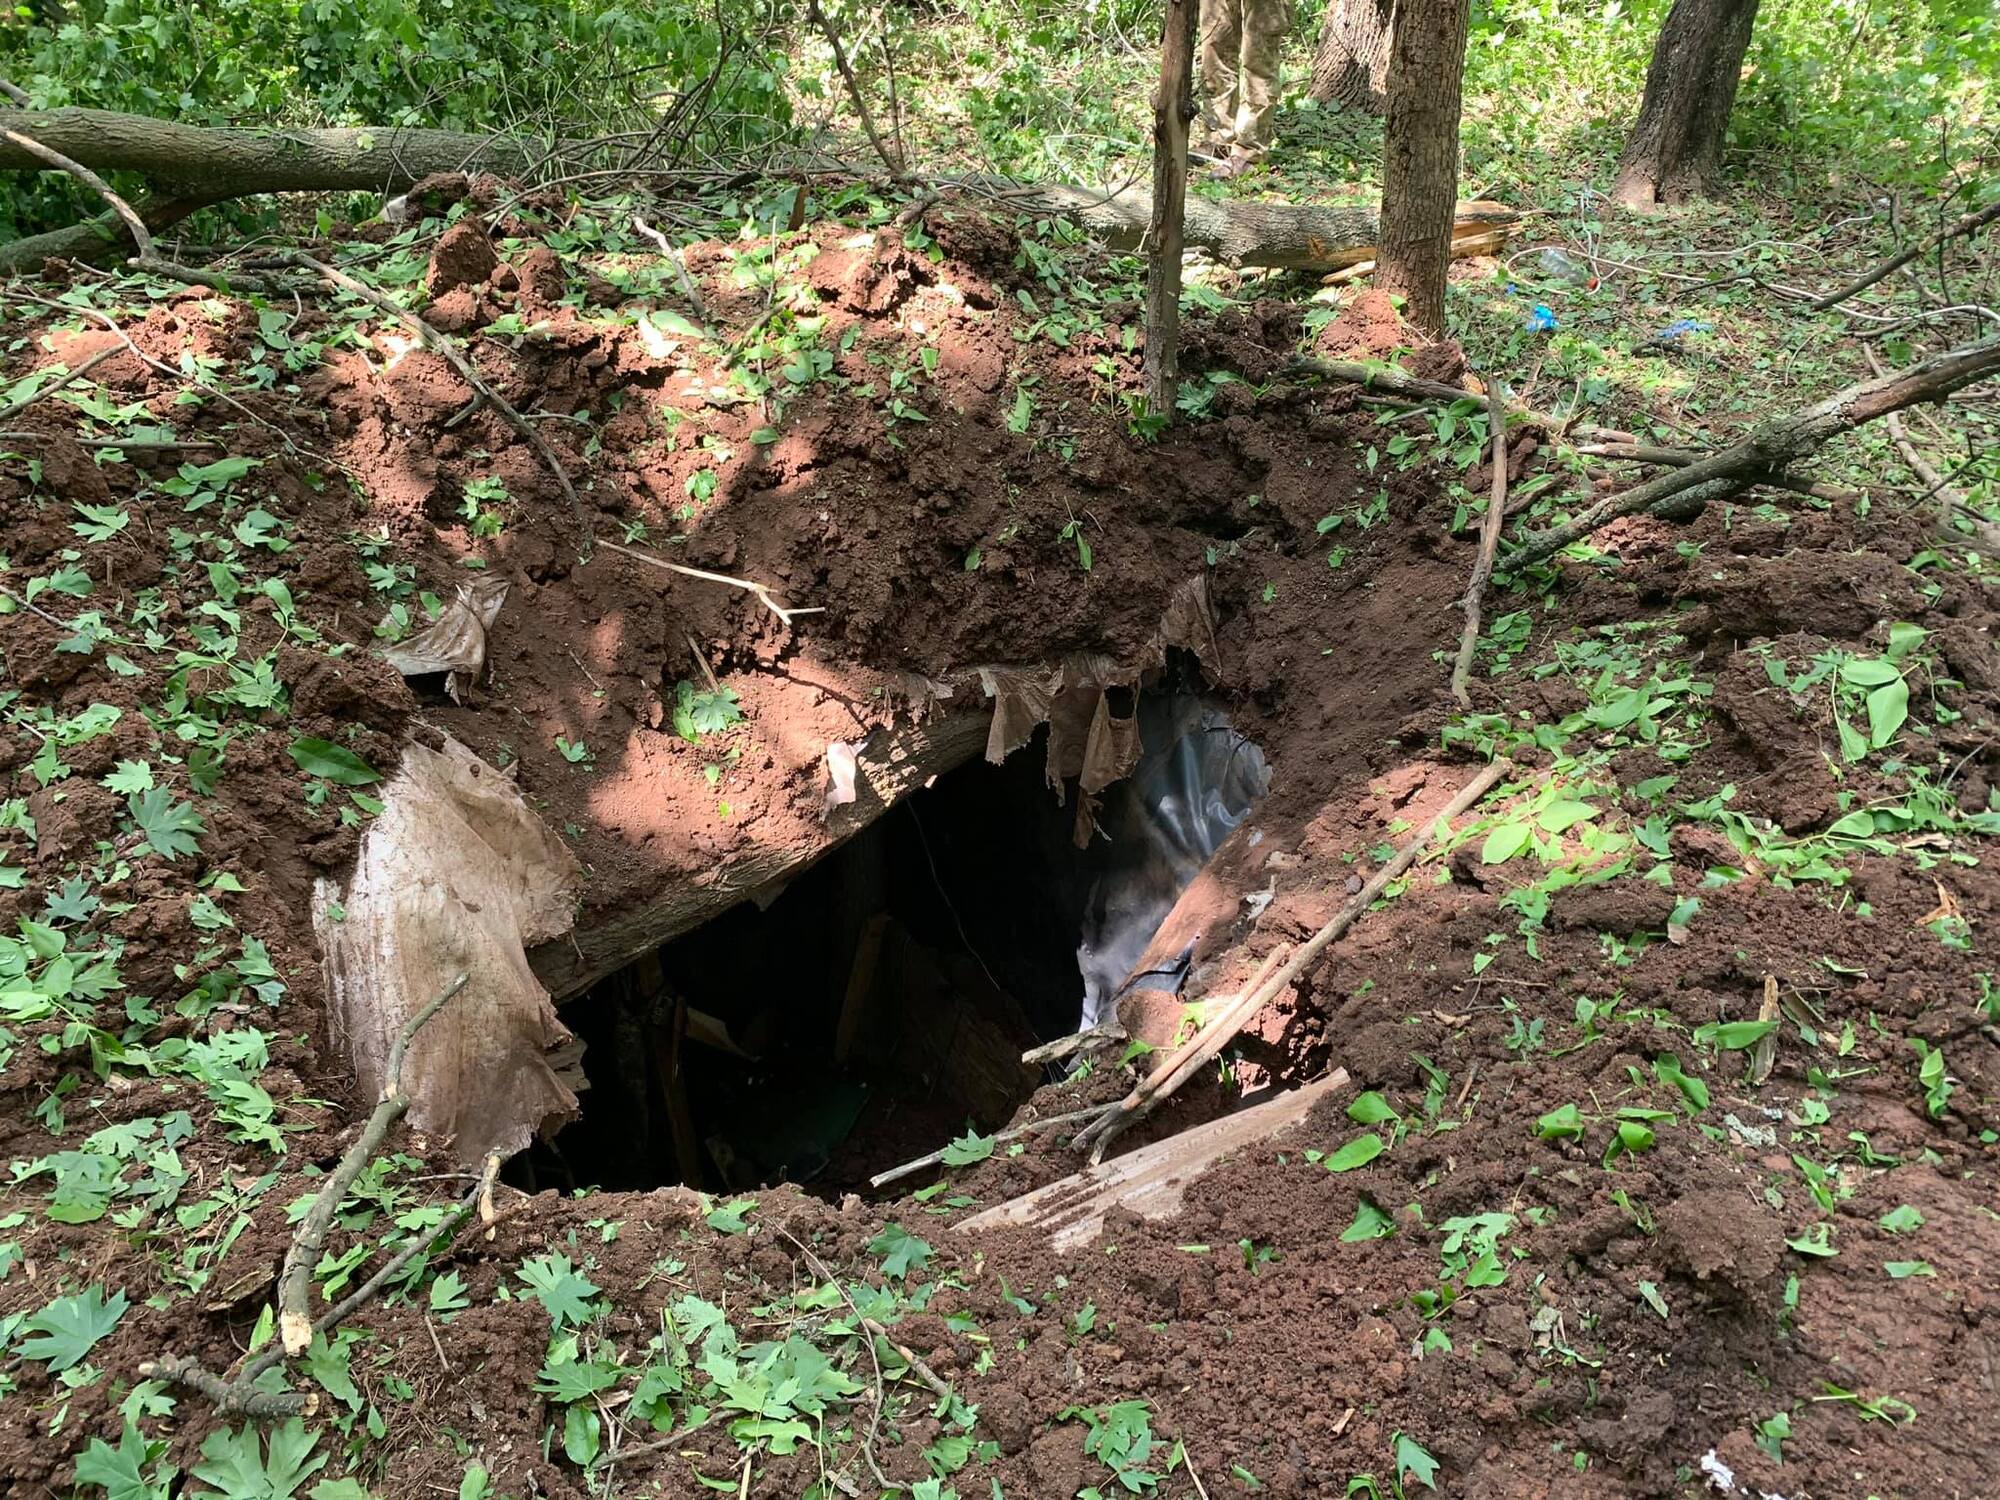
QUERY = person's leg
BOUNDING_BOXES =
[1232,0,1290,155]
[1197,0,1245,150]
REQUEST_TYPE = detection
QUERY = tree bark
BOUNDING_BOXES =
[1144,0,1198,416]
[1611,0,1761,210]
[1377,0,1470,338]
[1309,0,1395,114]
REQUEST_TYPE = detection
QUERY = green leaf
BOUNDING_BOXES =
[310,1482,378,1500]
[103,759,155,794]
[1835,712,1869,763]
[193,1419,326,1500]
[1323,1134,1385,1173]
[1884,622,1927,662]
[75,1420,173,1500]
[516,1253,599,1328]
[1535,1103,1584,1141]
[1637,1280,1669,1319]
[1393,1432,1440,1492]
[1346,1091,1399,1125]
[869,1222,934,1279]
[1837,657,1901,687]
[939,1130,996,1167]
[18,1283,128,1370]
[288,738,381,786]
[1865,678,1908,748]
[128,786,205,861]
[1652,1054,1709,1113]
[538,1352,620,1403]
[1696,1019,1777,1050]
[1535,798,1597,834]
[1884,1260,1935,1279]
[1878,1204,1924,1234]
[1787,1225,1837,1258]
[1340,1198,1396,1243]
[1479,822,1532,865]
[703,1196,755,1234]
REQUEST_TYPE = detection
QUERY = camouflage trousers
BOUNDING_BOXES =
[1198,0,1291,155]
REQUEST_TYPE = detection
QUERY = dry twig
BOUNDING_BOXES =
[599,539,826,625]
[1449,383,1508,707]
[277,972,470,1355]
[0,344,119,422]
[868,1099,1122,1188]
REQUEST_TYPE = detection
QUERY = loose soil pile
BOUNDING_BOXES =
[0,190,1994,1500]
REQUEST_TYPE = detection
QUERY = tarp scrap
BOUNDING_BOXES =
[381,573,509,701]
[975,574,1221,835]
[312,734,582,1163]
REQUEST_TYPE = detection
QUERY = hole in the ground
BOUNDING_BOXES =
[509,665,1268,1196]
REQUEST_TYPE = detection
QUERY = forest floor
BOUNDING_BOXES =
[0,176,1995,1500]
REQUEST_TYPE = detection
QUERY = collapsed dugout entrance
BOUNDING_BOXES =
[509,676,1268,1195]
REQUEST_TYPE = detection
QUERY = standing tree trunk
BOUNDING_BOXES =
[1377,0,1470,338]
[1612,0,1761,209]
[1309,0,1395,114]
[1145,0,1198,418]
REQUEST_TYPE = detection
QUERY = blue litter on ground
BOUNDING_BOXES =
[1525,304,1558,332]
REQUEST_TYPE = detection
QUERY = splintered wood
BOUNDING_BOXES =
[954,1070,1348,1251]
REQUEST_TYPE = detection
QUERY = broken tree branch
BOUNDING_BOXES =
[0,344,118,422]
[869,1100,1122,1188]
[277,972,469,1356]
[284,253,592,554]
[137,1355,311,1420]
[1073,760,1512,1161]
[1507,334,2000,569]
[1450,384,1509,707]
[1574,442,1862,506]
[1288,356,1629,443]
[1811,196,2000,313]
[598,539,826,625]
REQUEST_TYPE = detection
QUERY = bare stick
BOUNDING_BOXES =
[1508,334,2000,569]
[0,345,119,422]
[277,972,469,1356]
[1449,384,1508,707]
[806,0,905,178]
[1075,760,1513,1160]
[1811,197,2000,313]
[1021,1023,1126,1066]
[284,253,592,554]
[868,1100,1122,1188]
[137,1355,310,1419]
[598,539,826,625]
[0,430,220,451]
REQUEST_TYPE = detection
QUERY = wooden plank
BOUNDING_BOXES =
[954,1069,1349,1251]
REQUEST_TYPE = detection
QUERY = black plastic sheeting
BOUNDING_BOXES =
[1074,695,1269,1029]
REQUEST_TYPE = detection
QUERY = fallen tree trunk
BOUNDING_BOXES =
[984,180,1517,270]
[0,106,1518,277]
[0,107,551,273]
[1508,333,2000,568]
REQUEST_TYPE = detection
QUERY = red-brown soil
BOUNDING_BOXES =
[0,196,1994,1500]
